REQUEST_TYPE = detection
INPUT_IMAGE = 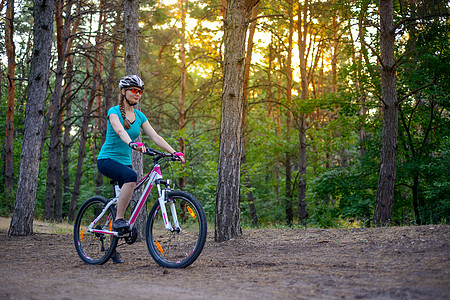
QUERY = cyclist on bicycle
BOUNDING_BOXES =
[97,75,185,237]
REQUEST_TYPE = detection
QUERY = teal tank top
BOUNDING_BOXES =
[97,105,148,166]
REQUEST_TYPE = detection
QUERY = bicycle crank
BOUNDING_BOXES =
[124,226,138,245]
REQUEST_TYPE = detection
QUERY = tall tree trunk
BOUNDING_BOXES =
[285,154,293,226]
[241,3,259,228]
[374,0,398,226]
[4,0,15,206]
[331,13,338,94]
[178,0,187,189]
[104,11,120,115]
[62,0,81,211]
[68,11,105,220]
[297,0,309,225]
[93,0,106,196]
[123,0,146,239]
[68,71,99,221]
[9,0,55,236]
[62,75,73,212]
[297,124,307,225]
[96,10,121,198]
[357,1,369,155]
[156,44,166,132]
[267,41,282,204]
[215,0,259,242]
[273,45,282,204]
[123,0,140,76]
[45,0,72,221]
[284,0,295,227]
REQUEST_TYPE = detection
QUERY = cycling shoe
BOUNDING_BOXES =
[112,219,130,234]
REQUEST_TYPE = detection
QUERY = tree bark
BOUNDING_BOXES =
[62,0,81,209]
[178,0,187,189]
[95,10,121,198]
[104,11,121,114]
[215,0,259,242]
[331,13,338,94]
[272,42,282,205]
[242,3,259,228]
[93,0,107,196]
[68,70,99,221]
[297,0,309,225]
[9,0,55,236]
[123,0,146,240]
[45,0,73,221]
[62,73,73,211]
[123,0,140,76]
[68,4,107,221]
[374,0,398,226]
[4,0,15,205]
[284,0,295,227]
[357,2,369,155]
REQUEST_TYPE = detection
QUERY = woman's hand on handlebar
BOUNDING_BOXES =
[173,152,186,164]
[129,142,146,153]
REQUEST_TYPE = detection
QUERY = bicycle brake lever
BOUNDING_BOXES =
[170,154,181,161]
[145,148,156,156]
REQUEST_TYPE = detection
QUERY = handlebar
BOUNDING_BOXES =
[129,142,183,163]
[144,147,182,162]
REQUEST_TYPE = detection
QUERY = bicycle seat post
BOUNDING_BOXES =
[111,180,120,198]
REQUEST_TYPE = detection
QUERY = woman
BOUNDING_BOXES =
[97,75,185,236]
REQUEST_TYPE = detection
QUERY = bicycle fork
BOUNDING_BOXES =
[156,179,181,232]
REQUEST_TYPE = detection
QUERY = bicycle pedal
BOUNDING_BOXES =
[116,227,131,236]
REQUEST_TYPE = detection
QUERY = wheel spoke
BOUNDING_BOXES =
[146,191,207,268]
[74,197,118,265]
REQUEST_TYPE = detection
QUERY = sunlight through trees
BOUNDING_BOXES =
[1,0,449,236]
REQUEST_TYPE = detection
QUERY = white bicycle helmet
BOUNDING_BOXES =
[118,75,145,90]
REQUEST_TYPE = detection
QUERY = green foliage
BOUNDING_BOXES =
[183,132,220,223]
[418,150,450,223]
[308,152,378,227]
[1,0,449,230]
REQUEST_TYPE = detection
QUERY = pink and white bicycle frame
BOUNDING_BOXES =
[88,162,180,236]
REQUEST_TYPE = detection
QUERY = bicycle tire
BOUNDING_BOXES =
[73,196,118,265]
[146,190,207,268]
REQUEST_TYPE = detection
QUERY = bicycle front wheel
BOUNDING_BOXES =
[73,196,118,265]
[146,190,207,268]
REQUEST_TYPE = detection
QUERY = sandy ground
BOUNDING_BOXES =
[0,218,449,299]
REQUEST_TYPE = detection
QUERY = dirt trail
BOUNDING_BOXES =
[0,220,449,299]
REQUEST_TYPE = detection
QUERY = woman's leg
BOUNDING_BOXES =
[115,181,136,220]
[97,158,137,225]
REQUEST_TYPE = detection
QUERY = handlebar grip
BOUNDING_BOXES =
[172,152,185,161]
[129,142,145,150]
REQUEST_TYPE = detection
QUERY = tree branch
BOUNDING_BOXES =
[359,39,384,68]
[374,91,387,107]
[249,14,284,23]
[396,82,434,105]
[186,52,212,69]
[395,12,450,31]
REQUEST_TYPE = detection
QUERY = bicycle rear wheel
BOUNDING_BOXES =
[146,190,207,268]
[73,196,118,265]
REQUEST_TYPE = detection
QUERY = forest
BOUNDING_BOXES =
[1,0,449,237]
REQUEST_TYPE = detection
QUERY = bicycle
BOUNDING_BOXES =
[73,147,207,268]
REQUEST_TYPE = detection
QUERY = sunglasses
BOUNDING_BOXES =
[127,88,143,95]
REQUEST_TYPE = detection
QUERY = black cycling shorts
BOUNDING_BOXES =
[97,158,137,187]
